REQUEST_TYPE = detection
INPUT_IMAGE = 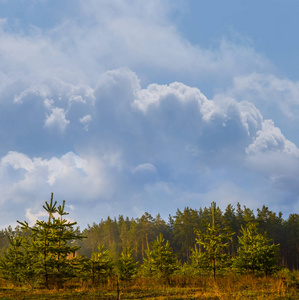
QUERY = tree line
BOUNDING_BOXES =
[0,194,297,289]
[78,202,298,270]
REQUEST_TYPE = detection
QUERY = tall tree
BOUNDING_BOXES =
[136,213,155,262]
[223,204,238,257]
[173,207,200,262]
[283,214,299,270]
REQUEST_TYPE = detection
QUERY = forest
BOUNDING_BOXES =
[0,193,298,299]
[77,201,299,270]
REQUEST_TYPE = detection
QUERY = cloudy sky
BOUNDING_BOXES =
[0,0,299,229]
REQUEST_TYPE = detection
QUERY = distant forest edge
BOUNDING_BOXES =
[0,193,298,289]
[78,201,298,270]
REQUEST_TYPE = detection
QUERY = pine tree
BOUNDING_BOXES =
[0,236,25,286]
[193,202,234,279]
[84,243,114,285]
[17,193,84,289]
[142,234,177,283]
[234,223,279,275]
[117,247,138,284]
[173,207,200,262]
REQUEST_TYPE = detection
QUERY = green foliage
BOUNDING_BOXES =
[75,203,298,271]
[80,243,114,285]
[142,234,178,282]
[117,247,138,282]
[172,207,201,262]
[234,223,279,275]
[2,198,299,290]
[284,213,299,269]
[190,245,210,276]
[0,236,25,286]
[192,202,234,278]
[16,193,84,289]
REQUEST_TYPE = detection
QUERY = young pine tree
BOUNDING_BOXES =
[0,236,26,286]
[18,193,84,289]
[83,243,114,285]
[192,202,234,279]
[142,234,177,283]
[234,223,279,275]
[117,247,138,284]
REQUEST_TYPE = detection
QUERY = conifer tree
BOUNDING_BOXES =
[0,236,25,286]
[142,234,177,283]
[84,243,114,285]
[234,223,279,275]
[173,207,200,262]
[117,247,138,283]
[0,232,37,287]
[193,202,234,279]
[17,193,84,289]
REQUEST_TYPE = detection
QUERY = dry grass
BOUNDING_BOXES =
[0,271,298,299]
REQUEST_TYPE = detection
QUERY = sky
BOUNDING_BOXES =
[0,0,299,229]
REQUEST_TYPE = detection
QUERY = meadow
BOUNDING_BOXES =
[0,271,298,300]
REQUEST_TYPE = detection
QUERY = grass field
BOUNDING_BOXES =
[0,271,298,299]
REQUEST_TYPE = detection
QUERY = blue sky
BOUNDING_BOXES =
[0,0,298,229]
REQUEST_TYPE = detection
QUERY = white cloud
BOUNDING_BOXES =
[44,107,70,132]
[79,114,92,131]
[133,163,157,173]
[1,151,34,172]
[246,120,299,156]
[25,208,47,226]
[134,82,222,122]
[79,114,92,124]
[0,151,115,220]
[0,0,272,98]
[0,68,298,226]
[227,73,299,120]
[245,120,299,193]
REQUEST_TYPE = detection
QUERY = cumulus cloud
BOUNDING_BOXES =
[246,120,299,155]
[0,151,109,196]
[0,150,118,226]
[224,73,299,127]
[1,151,34,172]
[0,64,298,227]
[245,120,299,193]
[44,107,70,132]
